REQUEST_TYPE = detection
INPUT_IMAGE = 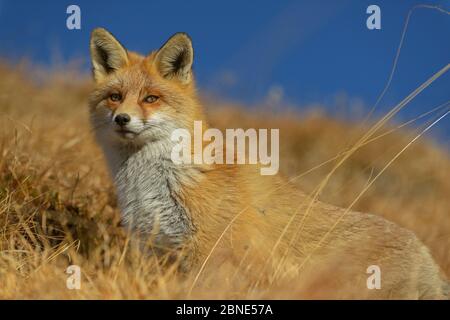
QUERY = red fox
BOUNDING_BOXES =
[89,28,449,299]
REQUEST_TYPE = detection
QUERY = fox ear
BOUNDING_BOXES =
[90,28,129,81]
[155,33,193,84]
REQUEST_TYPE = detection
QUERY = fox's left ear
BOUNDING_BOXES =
[90,28,129,82]
[154,33,193,84]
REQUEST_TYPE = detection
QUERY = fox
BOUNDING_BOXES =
[88,27,449,299]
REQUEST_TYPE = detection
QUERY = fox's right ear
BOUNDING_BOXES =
[154,33,194,84]
[90,28,129,82]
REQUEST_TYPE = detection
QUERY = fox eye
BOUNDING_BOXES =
[144,95,159,103]
[109,93,122,102]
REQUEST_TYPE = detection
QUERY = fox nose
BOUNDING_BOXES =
[114,113,131,126]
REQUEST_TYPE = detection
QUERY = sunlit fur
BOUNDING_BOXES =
[89,28,449,298]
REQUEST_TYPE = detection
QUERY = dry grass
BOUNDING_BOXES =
[0,62,449,299]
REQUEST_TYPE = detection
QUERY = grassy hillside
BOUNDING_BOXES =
[0,63,449,298]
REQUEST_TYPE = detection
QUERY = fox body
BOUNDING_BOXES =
[89,28,448,299]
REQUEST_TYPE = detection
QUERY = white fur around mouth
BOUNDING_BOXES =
[116,129,138,139]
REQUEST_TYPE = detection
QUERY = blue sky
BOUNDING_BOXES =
[0,0,449,139]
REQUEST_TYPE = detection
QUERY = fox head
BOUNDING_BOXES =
[89,28,204,150]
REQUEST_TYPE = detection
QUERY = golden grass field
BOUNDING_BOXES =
[0,62,449,299]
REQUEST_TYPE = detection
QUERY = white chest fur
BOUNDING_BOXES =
[103,141,196,248]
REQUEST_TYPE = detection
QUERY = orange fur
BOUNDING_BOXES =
[89,28,449,299]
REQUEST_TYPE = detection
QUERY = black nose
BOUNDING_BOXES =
[114,113,130,126]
